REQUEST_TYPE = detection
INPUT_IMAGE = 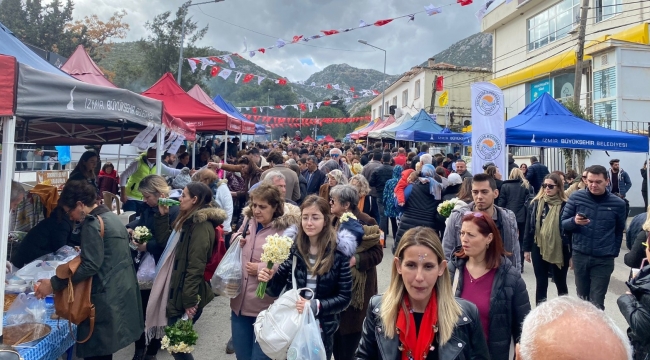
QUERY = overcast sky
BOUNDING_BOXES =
[72,0,485,81]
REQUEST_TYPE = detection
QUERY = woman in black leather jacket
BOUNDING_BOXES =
[618,243,650,360]
[260,195,354,359]
[448,212,530,360]
[355,226,489,360]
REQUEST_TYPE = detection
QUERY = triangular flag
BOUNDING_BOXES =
[257,76,266,85]
[209,56,224,64]
[300,103,306,111]
[292,105,299,110]
[252,107,257,114]
[333,84,340,90]
[316,102,322,109]
[276,39,287,48]
[321,30,339,36]
[372,90,380,95]
[308,103,314,112]
[187,58,199,73]
[374,19,393,26]
[324,101,331,106]
[258,48,266,54]
[350,87,355,92]
[278,78,287,86]
[458,0,473,5]
[223,55,236,68]
[359,20,368,27]
[210,66,220,77]
[425,4,443,15]
[311,82,316,87]
[292,35,303,43]
[249,51,256,58]
[218,69,233,80]
[408,14,415,21]
[243,73,255,83]
[200,57,213,70]
[234,72,244,83]
[327,84,333,89]
[281,105,287,110]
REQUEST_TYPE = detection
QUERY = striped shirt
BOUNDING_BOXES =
[303,253,318,300]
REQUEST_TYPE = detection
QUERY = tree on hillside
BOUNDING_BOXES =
[0,0,27,39]
[63,10,130,62]
[139,5,210,89]
[352,104,371,118]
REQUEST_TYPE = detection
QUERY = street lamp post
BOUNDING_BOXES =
[177,0,225,85]
[358,40,387,122]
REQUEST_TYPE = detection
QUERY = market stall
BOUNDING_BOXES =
[366,114,396,139]
[371,112,413,139]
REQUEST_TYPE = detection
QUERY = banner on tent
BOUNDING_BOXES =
[471,82,505,174]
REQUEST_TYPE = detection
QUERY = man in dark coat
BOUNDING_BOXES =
[525,156,550,193]
[369,153,394,238]
[304,155,327,196]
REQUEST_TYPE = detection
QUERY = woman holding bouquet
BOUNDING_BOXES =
[126,175,180,360]
[146,182,227,360]
[355,226,490,360]
[230,183,300,360]
[259,195,355,360]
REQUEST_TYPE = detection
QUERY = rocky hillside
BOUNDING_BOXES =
[420,32,492,69]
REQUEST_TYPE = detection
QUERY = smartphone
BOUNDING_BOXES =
[577,212,588,220]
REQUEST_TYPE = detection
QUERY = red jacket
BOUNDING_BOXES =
[394,154,407,167]
[394,169,415,205]
[97,170,119,195]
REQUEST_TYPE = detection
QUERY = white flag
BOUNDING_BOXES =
[187,59,198,73]
[223,55,236,68]
[235,72,243,83]
[308,103,314,112]
[276,39,286,48]
[425,4,443,15]
[257,76,266,85]
[292,105,299,110]
[359,20,368,27]
[218,69,233,80]
[333,84,340,90]
[310,82,316,87]
[316,102,322,109]
[200,57,214,70]
[249,51,256,58]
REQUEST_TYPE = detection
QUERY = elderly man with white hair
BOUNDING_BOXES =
[329,147,351,179]
[516,296,632,360]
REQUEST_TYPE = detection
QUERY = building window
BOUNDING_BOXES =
[402,90,408,107]
[392,96,397,106]
[596,0,622,23]
[527,0,579,51]
[385,101,389,115]
[414,80,421,99]
[372,109,376,119]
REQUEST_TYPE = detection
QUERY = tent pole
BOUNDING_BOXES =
[117,120,124,172]
[156,126,164,176]
[224,131,229,164]
[192,140,196,169]
[0,116,17,341]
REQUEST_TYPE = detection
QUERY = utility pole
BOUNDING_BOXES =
[429,75,439,115]
[573,0,590,106]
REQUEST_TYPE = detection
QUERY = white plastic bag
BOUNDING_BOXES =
[6,293,46,325]
[137,253,156,289]
[287,307,326,360]
[211,237,243,298]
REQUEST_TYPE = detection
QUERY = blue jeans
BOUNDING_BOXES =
[41,155,50,170]
[231,311,271,360]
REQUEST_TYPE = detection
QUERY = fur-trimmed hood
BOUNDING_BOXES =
[190,206,228,227]
[336,227,359,258]
[242,202,301,232]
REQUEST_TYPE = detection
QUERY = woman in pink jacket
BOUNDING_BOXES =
[230,183,300,360]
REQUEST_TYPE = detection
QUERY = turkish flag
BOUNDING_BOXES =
[300,103,307,111]
[292,35,303,43]
[243,74,255,83]
[458,0,473,5]
[321,29,339,36]
[436,76,444,91]
[327,84,332,89]
[324,101,331,106]
[374,19,393,26]
[211,66,220,77]
[275,105,282,109]
[209,56,224,63]
[258,48,266,54]
[350,87,355,92]
[252,107,257,114]
[278,78,287,86]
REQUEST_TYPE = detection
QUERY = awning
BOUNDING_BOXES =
[61,45,117,88]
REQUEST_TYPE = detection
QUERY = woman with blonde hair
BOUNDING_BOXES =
[498,167,534,271]
[319,169,348,199]
[349,174,378,223]
[356,226,489,359]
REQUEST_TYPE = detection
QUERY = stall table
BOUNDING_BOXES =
[3,307,75,360]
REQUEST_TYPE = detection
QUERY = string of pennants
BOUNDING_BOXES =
[242,114,370,128]
[185,1,476,68]
[235,97,374,114]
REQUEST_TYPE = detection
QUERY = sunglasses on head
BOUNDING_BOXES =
[463,211,484,218]
[542,184,556,189]
[331,154,340,158]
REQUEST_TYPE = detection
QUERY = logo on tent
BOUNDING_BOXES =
[67,86,76,111]
[475,133,503,161]
[474,90,501,117]
[531,134,536,143]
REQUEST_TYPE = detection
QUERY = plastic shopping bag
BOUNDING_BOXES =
[6,293,46,325]
[137,253,156,290]
[211,236,243,298]
[286,307,327,360]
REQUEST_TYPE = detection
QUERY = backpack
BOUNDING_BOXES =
[254,256,314,359]
[54,215,103,344]
[203,225,226,282]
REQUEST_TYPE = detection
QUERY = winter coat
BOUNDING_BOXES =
[362,160,383,197]
[607,168,633,197]
[211,179,234,231]
[618,265,650,355]
[355,295,490,360]
[627,213,646,251]
[265,229,355,352]
[382,166,403,218]
[443,184,462,201]
[153,206,227,318]
[50,205,143,358]
[497,179,534,224]
[394,182,443,253]
[508,159,518,176]
[369,164,394,201]
[298,173,308,205]
[443,202,521,272]
[525,162,549,193]
[459,170,473,180]
[11,206,80,268]
[523,200,570,252]
[625,230,648,269]
[97,174,119,196]
[127,203,179,264]
[305,168,327,196]
[448,255,531,360]
[68,170,100,198]
[642,168,647,194]
[561,189,626,258]
[230,203,301,317]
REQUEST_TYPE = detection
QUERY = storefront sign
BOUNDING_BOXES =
[36,170,69,187]
[530,79,551,103]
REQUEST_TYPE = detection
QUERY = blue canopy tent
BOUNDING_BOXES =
[392,110,444,141]
[397,127,466,143]
[212,94,257,134]
[255,124,267,135]
[506,93,648,153]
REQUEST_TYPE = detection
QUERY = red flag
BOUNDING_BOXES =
[233,53,243,59]
[275,105,282,109]
[374,19,393,26]
[350,87,355,92]
[300,103,306,111]
[372,90,380,95]
[327,84,333,89]
[258,48,266,54]
[324,101,331,106]
[278,78,287,86]
[252,107,257,114]
[436,76,444,91]
[458,0,473,5]
[209,56,224,63]
[243,74,255,83]
[292,35,303,43]
[210,66,220,77]
[321,29,340,36]
[354,95,359,98]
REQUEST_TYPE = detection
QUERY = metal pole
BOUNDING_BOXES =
[380,49,386,121]
[176,5,188,86]
[573,0,590,105]
[156,127,164,175]
[0,116,17,341]
[224,131,228,164]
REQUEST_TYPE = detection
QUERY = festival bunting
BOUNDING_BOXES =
[234,95,373,114]
[242,114,370,128]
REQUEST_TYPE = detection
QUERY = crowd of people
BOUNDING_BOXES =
[5,136,650,360]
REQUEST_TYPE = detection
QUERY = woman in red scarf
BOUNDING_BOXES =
[355,226,489,360]
[97,162,120,196]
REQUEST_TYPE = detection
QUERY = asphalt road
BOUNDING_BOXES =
[107,235,634,360]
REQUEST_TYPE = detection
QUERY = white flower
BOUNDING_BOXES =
[260,234,293,264]
[133,226,152,243]
[340,212,357,223]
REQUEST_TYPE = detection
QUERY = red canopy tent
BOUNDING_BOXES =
[356,118,387,139]
[187,85,254,134]
[367,114,395,138]
[61,45,117,88]
[142,73,237,133]
[349,119,378,140]
[302,135,315,142]
[322,135,335,143]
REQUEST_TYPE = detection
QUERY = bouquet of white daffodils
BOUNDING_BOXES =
[437,198,459,218]
[161,296,200,354]
[256,234,293,299]
[133,226,152,244]
[340,212,357,223]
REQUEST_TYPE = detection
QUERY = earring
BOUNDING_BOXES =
[486,242,490,249]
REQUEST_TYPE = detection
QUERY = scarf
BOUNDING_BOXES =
[350,225,380,310]
[98,169,118,179]
[146,229,182,343]
[397,291,438,360]
[534,194,564,268]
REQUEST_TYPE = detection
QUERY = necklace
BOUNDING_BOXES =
[467,267,489,283]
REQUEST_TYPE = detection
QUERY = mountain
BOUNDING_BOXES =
[420,32,493,69]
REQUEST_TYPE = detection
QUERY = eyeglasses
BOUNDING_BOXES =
[542,184,556,189]
[331,154,340,158]
[463,211,484,218]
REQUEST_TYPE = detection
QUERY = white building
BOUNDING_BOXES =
[367,59,491,129]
